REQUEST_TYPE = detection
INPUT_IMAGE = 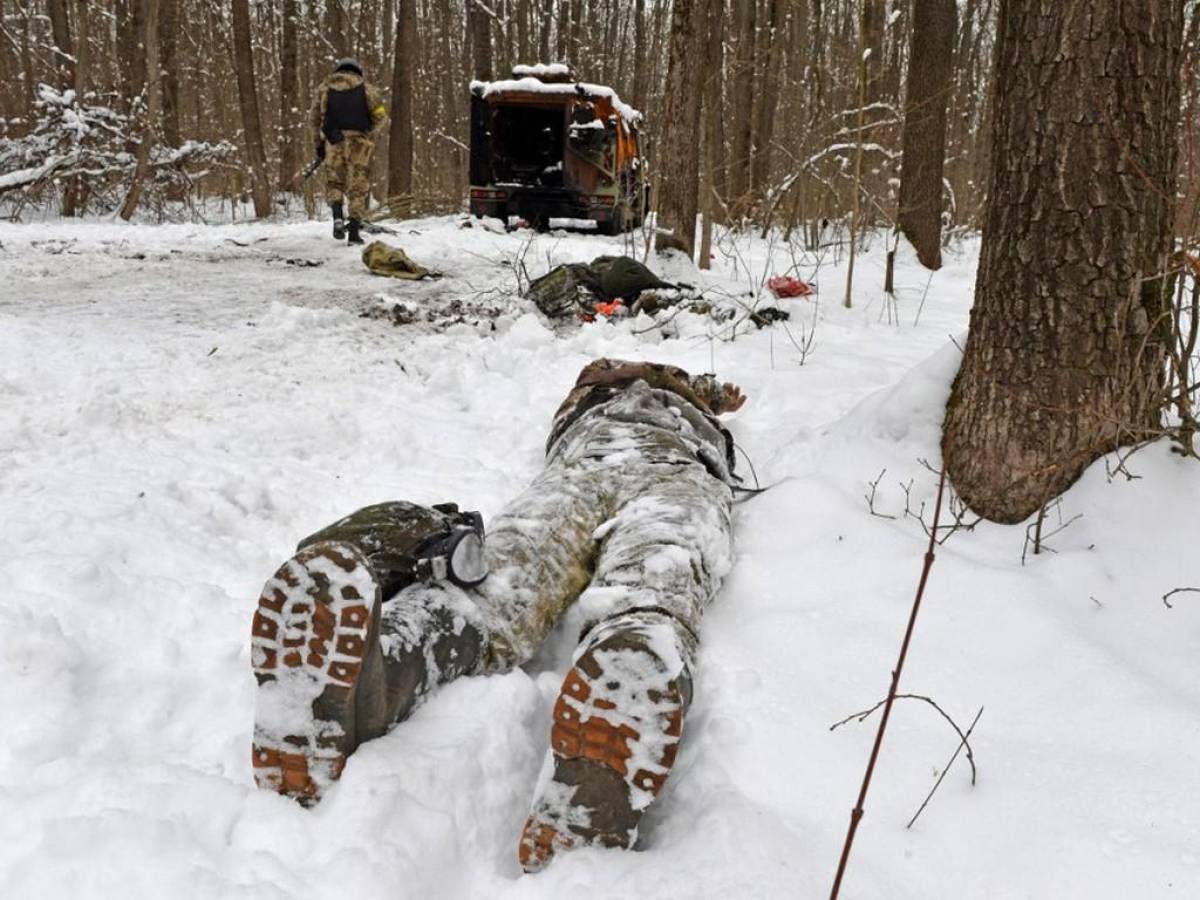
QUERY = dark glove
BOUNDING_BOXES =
[322,123,345,145]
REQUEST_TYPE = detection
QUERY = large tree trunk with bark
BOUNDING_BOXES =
[656,0,707,257]
[897,0,955,270]
[231,0,273,218]
[941,0,1184,524]
[388,0,415,199]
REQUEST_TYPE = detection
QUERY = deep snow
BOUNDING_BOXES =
[1,215,1197,899]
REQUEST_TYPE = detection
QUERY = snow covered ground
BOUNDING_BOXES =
[1,215,1197,899]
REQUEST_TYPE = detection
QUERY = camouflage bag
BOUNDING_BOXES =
[361,241,439,280]
[526,256,675,319]
[526,263,594,317]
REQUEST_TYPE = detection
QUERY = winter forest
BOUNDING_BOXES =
[2,1,1200,899]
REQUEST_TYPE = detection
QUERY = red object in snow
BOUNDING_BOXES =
[766,275,815,299]
[580,298,625,322]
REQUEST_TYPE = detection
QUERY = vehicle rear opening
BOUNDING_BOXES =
[491,106,565,188]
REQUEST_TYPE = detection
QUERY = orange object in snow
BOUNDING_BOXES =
[593,299,624,317]
[766,275,815,299]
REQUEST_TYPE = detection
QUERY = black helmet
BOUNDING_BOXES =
[334,58,363,76]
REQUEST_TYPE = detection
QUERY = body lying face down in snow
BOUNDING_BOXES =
[249,357,747,871]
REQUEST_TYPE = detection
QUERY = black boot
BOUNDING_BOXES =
[347,219,364,245]
[331,202,345,240]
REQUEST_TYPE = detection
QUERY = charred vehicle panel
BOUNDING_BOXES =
[469,65,645,233]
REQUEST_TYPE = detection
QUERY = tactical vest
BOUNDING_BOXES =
[324,83,372,135]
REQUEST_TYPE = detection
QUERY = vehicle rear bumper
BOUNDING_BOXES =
[469,186,615,223]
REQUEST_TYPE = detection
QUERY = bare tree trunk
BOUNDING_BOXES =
[125,0,147,106]
[278,0,299,186]
[897,0,955,270]
[231,0,273,218]
[861,0,884,105]
[844,1,870,308]
[59,0,83,216]
[537,0,552,62]
[750,0,783,195]
[630,0,646,108]
[388,0,415,198]
[72,0,89,95]
[516,0,530,63]
[469,0,493,79]
[159,0,181,147]
[942,0,1185,523]
[569,0,583,68]
[656,0,707,257]
[18,0,35,117]
[47,0,74,88]
[325,0,348,58]
[728,0,756,206]
[119,0,160,221]
[698,0,725,269]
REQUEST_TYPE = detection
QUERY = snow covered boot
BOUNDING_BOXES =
[250,541,381,805]
[518,611,694,872]
[331,202,346,240]
[347,218,364,245]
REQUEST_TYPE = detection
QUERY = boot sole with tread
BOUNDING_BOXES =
[250,541,378,805]
[518,632,686,872]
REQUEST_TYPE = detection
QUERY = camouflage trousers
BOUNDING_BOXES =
[323,131,375,220]
[468,384,735,675]
[319,384,736,731]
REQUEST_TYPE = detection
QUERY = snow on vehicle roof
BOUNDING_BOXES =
[511,63,573,79]
[469,77,643,126]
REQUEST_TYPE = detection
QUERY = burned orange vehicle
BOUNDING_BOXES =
[469,64,646,234]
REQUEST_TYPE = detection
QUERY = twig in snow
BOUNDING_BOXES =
[864,469,896,519]
[1163,587,1200,608]
[829,692,979,788]
[906,706,985,830]
[913,269,936,327]
[1021,498,1083,565]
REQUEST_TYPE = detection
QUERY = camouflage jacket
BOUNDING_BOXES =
[310,71,387,138]
[546,358,740,481]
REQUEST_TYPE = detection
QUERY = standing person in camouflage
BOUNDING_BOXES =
[311,58,387,244]
[250,358,746,871]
